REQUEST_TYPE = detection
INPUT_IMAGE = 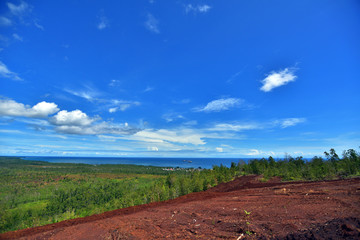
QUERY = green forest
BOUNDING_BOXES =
[0,148,359,233]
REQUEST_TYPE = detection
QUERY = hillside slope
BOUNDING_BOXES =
[1,176,360,239]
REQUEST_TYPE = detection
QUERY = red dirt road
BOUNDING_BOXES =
[1,176,360,239]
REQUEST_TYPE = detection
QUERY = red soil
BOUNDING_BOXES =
[1,176,360,239]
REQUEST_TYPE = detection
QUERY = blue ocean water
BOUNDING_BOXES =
[21,156,252,169]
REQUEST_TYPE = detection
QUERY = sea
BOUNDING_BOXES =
[21,156,253,169]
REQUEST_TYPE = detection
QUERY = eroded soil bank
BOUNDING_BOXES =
[1,176,360,239]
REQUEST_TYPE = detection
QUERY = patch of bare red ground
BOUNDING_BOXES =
[1,175,360,239]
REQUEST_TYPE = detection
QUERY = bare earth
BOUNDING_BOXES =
[1,176,360,240]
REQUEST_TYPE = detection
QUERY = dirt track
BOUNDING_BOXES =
[1,176,360,239]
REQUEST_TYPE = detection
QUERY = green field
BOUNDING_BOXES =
[0,148,359,233]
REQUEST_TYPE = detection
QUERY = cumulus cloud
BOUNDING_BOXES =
[277,118,306,128]
[185,4,212,14]
[0,61,22,81]
[260,68,297,92]
[145,13,159,33]
[50,110,97,126]
[0,99,59,118]
[195,98,244,112]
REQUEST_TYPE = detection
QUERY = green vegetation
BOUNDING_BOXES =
[0,148,359,233]
[241,148,360,181]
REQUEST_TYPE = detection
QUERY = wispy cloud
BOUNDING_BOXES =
[276,118,306,128]
[208,123,261,132]
[194,98,244,112]
[135,128,206,145]
[260,68,297,92]
[97,11,108,30]
[108,100,140,113]
[54,121,140,136]
[0,16,12,26]
[185,4,212,14]
[64,87,100,102]
[13,33,23,41]
[34,21,44,30]
[0,61,23,81]
[145,13,159,33]
[173,98,191,104]
[162,112,184,122]
[109,79,121,87]
[7,1,31,17]
[143,86,154,92]
[0,99,59,118]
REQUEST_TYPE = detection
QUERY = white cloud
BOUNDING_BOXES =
[278,118,306,128]
[64,87,100,101]
[147,146,159,151]
[135,128,206,145]
[7,1,31,16]
[260,68,297,92]
[54,121,139,135]
[0,16,12,26]
[108,100,140,113]
[246,149,261,156]
[0,61,23,81]
[162,113,184,122]
[109,79,121,87]
[195,98,244,112]
[216,147,223,153]
[209,123,260,132]
[34,21,44,30]
[13,33,23,41]
[185,4,212,14]
[144,86,154,92]
[50,110,96,126]
[145,13,159,33]
[0,99,59,118]
[97,15,108,30]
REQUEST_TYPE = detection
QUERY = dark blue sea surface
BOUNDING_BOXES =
[21,156,252,169]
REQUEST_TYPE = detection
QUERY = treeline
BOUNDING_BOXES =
[241,148,360,181]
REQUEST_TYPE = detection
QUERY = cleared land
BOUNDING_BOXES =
[1,175,359,239]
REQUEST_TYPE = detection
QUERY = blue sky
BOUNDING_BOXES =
[0,0,359,158]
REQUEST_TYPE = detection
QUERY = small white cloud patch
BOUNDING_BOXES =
[216,147,223,153]
[195,98,243,112]
[148,146,159,151]
[260,68,297,92]
[145,13,159,33]
[279,118,306,128]
[185,4,212,14]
